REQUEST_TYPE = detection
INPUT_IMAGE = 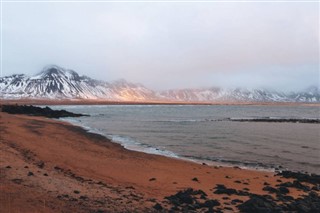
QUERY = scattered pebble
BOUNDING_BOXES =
[79,196,88,200]
[192,177,199,182]
[37,161,45,169]
[11,179,23,184]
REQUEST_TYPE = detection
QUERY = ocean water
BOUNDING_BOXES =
[52,105,320,174]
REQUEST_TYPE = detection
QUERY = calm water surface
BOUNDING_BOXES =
[52,105,320,174]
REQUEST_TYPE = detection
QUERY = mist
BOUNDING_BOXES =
[1,2,319,91]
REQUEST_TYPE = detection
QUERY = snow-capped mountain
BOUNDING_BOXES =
[287,86,320,103]
[0,65,319,103]
[0,65,156,101]
[160,88,294,102]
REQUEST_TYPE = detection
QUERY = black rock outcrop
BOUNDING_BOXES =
[1,105,87,118]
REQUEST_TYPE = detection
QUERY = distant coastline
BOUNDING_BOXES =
[1,98,320,107]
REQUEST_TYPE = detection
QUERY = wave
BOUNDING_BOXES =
[180,155,288,172]
[108,134,179,158]
[58,116,318,173]
[57,117,281,172]
[59,117,179,159]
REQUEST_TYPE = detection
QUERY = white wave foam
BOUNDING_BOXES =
[59,117,179,159]
[108,135,179,158]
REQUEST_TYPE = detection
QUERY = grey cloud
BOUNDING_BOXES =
[2,2,319,91]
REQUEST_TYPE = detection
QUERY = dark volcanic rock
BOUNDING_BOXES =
[200,199,220,208]
[165,188,195,205]
[277,171,320,185]
[278,181,310,192]
[238,195,282,213]
[1,105,87,118]
[262,186,278,194]
[153,203,163,210]
[238,185,320,213]
[213,184,238,195]
[165,188,219,212]
[280,195,294,201]
[283,191,320,212]
[231,199,244,205]
[311,185,320,191]
[224,207,233,211]
[278,186,289,194]
[229,118,320,124]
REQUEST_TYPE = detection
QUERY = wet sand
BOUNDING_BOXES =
[0,111,317,212]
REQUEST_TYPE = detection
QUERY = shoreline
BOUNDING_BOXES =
[1,111,319,212]
[1,98,319,107]
[63,117,279,173]
[63,116,278,173]
[60,118,278,173]
[60,114,318,175]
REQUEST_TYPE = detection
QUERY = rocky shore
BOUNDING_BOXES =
[228,117,320,124]
[1,104,87,118]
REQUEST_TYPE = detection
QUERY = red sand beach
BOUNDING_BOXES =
[0,110,318,212]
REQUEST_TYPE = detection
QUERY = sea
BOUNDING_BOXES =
[51,105,320,174]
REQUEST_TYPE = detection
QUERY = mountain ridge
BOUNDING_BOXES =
[0,65,319,103]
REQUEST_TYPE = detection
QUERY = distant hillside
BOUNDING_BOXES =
[0,65,319,103]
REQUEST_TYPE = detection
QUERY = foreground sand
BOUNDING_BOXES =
[0,112,316,212]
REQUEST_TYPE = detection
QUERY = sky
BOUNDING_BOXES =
[1,1,319,91]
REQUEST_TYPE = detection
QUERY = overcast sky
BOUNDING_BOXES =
[1,1,319,91]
